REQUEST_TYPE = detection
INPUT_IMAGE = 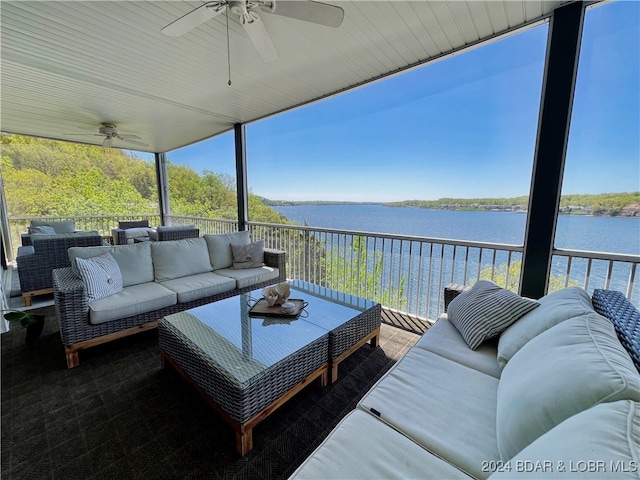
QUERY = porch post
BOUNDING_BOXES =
[155,152,170,226]
[520,1,585,299]
[234,123,249,231]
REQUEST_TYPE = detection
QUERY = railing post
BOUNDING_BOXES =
[521,1,585,299]
[234,123,249,232]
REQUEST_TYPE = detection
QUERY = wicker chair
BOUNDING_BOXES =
[111,220,155,245]
[156,225,199,241]
[16,232,105,306]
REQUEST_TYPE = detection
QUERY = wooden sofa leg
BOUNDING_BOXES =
[65,348,80,369]
[22,294,33,307]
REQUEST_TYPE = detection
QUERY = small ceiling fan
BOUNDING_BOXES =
[161,0,344,63]
[67,124,149,148]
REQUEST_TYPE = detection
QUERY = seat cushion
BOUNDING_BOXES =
[159,272,236,303]
[289,409,473,480]
[151,237,212,282]
[89,282,177,325]
[69,242,155,287]
[497,313,640,461]
[416,315,501,378]
[497,286,595,367]
[204,231,250,270]
[448,280,540,350]
[357,348,500,479]
[490,400,640,479]
[214,266,279,289]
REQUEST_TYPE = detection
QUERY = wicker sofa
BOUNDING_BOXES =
[53,231,285,368]
[290,284,640,479]
[16,231,105,306]
[20,219,80,246]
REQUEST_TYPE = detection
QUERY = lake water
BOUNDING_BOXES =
[274,204,640,255]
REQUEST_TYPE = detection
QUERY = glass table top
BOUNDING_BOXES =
[163,282,378,383]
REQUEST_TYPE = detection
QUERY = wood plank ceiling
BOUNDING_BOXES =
[1,1,570,153]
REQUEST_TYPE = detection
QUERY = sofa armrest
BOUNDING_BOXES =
[53,267,90,347]
[21,233,32,246]
[264,248,286,278]
[444,283,465,312]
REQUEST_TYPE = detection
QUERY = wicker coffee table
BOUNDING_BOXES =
[158,282,381,455]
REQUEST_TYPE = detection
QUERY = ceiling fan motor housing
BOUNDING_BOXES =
[229,1,248,16]
[99,124,118,137]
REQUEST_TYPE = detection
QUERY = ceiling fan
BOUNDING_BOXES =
[67,124,149,148]
[161,0,344,63]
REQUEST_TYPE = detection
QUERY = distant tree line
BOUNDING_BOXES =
[384,192,640,216]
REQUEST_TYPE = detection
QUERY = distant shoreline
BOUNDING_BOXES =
[262,193,640,218]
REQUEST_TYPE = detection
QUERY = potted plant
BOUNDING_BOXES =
[3,309,46,344]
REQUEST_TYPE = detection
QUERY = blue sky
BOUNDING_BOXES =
[135,1,639,202]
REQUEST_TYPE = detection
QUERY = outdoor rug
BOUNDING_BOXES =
[1,306,419,480]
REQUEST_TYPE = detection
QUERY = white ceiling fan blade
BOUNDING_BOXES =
[161,2,227,36]
[241,11,278,62]
[260,0,344,28]
[119,134,142,140]
[103,137,113,148]
[117,136,149,147]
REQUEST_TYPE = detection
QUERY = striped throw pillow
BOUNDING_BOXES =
[448,280,540,350]
[75,252,123,301]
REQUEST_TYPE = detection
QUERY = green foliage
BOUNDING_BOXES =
[477,260,578,293]
[1,133,289,223]
[3,310,44,327]
[326,236,405,306]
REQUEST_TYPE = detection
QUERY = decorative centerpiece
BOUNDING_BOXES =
[261,282,291,307]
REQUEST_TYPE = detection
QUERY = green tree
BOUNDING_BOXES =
[326,236,405,306]
[477,260,578,293]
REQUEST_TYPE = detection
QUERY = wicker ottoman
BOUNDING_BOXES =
[291,280,382,383]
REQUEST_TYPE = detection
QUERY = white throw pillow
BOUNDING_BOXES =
[497,287,595,367]
[496,313,640,461]
[447,280,540,350]
[75,252,123,301]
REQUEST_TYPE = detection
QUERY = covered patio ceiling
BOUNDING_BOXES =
[1,1,571,154]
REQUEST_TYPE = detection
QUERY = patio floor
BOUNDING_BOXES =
[1,306,420,480]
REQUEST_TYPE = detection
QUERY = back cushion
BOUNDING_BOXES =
[30,219,75,233]
[204,231,250,270]
[151,237,212,281]
[497,287,595,367]
[69,242,154,287]
[496,313,640,460]
[490,400,640,480]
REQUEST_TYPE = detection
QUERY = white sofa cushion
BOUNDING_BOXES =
[490,400,640,479]
[415,315,501,378]
[151,237,212,282]
[448,280,540,350]
[497,287,595,367]
[75,252,123,301]
[88,282,177,325]
[215,266,279,290]
[204,231,250,270]
[69,242,155,287]
[358,348,500,479]
[159,272,237,303]
[497,313,640,461]
[290,409,474,480]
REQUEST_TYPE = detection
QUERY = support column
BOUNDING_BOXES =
[155,152,170,226]
[520,1,585,299]
[234,123,249,231]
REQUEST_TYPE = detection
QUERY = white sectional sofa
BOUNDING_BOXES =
[53,231,285,368]
[290,283,640,479]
